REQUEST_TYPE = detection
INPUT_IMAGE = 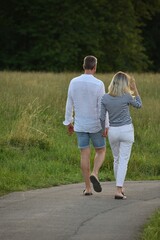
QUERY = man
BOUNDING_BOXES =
[63,55,109,195]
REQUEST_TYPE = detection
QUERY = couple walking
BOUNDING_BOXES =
[63,55,142,199]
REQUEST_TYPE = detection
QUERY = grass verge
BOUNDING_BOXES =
[140,209,160,240]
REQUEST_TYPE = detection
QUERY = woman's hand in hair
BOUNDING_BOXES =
[129,76,139,96]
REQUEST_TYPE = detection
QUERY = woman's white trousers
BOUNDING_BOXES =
[108,124,134,187]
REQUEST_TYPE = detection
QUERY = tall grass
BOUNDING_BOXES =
[0,71,159,195]
[140,209,160,240]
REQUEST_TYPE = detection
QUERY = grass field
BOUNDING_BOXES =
[0,71,159,239]
[0,71,159,196]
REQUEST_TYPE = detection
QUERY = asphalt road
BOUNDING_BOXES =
[0,181,160,240]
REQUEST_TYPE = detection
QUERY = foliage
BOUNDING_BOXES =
[0,0,160,72]
[142,12,160,71]
[9,99,50,150]
[131,0,160,21]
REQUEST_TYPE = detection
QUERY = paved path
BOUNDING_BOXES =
[0,181,160,240]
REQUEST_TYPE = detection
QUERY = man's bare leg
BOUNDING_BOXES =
[91,147,106,179]
[80,147,92,193]
[90,147,106,192]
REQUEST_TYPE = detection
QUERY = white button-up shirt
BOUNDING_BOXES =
[63,74,109,133]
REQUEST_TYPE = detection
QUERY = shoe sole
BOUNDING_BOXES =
[90,175,102,192]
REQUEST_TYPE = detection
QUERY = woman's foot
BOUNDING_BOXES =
[115,186,127,199]
[122,187,126,196]
[83,190,93,196]
[115,194,127,199]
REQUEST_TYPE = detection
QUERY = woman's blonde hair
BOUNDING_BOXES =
[108,71,132,96]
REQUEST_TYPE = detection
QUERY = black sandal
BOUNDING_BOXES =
[90,175,102,192]
[115,194,127,200]
[83,190,93,196]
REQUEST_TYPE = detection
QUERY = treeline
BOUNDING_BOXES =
[0,0,160,72]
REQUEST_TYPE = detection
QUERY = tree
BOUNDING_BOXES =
[94,0,149,72]
[142,12,160,71]
[0,0,160,72]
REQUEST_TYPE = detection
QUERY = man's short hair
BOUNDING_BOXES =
[83,55,97,70]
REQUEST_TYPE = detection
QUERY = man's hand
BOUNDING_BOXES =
[67,123,74,135]
[102,128,109,137]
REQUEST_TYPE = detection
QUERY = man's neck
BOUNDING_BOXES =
[84,69,95,75]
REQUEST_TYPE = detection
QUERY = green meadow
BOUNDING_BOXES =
[0,71,160,196]
[0,71,160,239]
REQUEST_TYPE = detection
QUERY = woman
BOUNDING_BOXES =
[100,71,142,199]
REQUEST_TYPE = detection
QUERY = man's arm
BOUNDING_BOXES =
[98,85,109,137]
[100,95,109,137]
[63,84,74,135]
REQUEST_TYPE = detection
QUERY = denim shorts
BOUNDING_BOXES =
[75,130,106,149]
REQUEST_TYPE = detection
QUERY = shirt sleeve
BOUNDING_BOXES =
[98,85,109,130]
[97,83,105,117]
[100,95,107,131]
[128,94,142,108]
[63,84,74,126]
[105,111,109,128]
